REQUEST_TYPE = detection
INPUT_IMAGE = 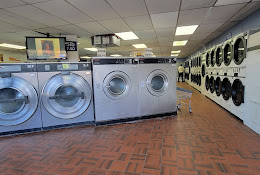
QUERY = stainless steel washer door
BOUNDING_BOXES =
[147,70,169,96]
[42,73,92,119]
[0,76,38,126]
[103,71,131,100]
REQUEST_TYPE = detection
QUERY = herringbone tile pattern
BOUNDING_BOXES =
[0,83,259,175]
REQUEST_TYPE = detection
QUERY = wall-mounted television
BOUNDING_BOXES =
[26,37,67,60]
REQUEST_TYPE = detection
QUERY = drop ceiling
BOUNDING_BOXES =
[0,0,259,58]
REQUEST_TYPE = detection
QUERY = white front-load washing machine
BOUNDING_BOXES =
[0,63,42,136]
[37,62,94,129]
[92,57,139,124]
[138,57,177,117]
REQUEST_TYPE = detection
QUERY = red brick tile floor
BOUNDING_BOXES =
[0,82,259,175]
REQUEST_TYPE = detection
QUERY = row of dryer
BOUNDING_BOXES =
[0,57,177,135]
[185,30,260,134]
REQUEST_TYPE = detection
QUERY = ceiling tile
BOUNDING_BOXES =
[106,0,148,17]
[178,8,210,26]
[22,0,52,3]
[181,0,216,10]
[141,38,159,43]
[134,30,156,39]
[34,27,63,35]
[0,0,26,8]
[214,0,250,6]
[54,25,92,37]
[0,21,27,32]
[151,11,179,29]
[158,36,174,42]
[33,0,93,24]
[6,5,69,26]
[76,22,111,35]
[155,28,175,37]
[230,2,260,21]
[194,23,224,34]
[66,0,119,20]
[190,33,211,40]
[145,0,181,14]
[159,42,173,47]
[203,3,247,24]
[174,35,191,40]
[207,31,222,39]
[99,18,131,33]
[124,15,153,31]
[215,21,238,32]
[0,10,47,29]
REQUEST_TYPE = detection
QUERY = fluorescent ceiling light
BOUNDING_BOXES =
[115,32,139,40]
[0,43,26,49]
[173,40,188,46]
[175,25,199,36]
[171,50,181,54]
[132,44,147,48]
[84,48,97,51]
[171,54,179,57]
[110,54,122,57]
[80,56,91,58]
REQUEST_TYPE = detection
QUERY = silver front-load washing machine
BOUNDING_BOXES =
[37,62,94,129]
[0,63,42,135]
[92,57,139,124]
[138,57,177,116]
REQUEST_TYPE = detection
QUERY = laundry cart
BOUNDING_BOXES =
[176,87,193,113]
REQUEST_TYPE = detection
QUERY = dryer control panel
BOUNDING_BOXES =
[93,58,137,65]
[139,58,176,64]
[37,63,91,72]
[0,64,36,73]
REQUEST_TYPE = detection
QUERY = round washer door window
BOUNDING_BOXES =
[103,71,131,100]
[234,37,246,65]
[216,47,223,67]
[205,75,210,91]
[209,76,215,93]
[222,78,232,100]
[42,73,92,119]
[215,77,222,96]
[224,43,232,66]
[211,50,215,67]
[206,53,210,67]
[201,64,206,77]
[0,76,38,126]
[232,79,244,106]
[147,70,169,96]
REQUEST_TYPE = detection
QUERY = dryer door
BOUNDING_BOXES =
[146,70,169,96]
[103,71,131,100]
[42,73,92,119]
[234,37,246,65]
[224,43,232,66]
[209,76,215,93]
[205,75,210,91]
[216,47,223,67]
[222,78,232,100]
[215,77,222,96]
[232,79,244,106]
[0,76,38,126]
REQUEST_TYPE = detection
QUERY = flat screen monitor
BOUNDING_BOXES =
[26,37,67,60]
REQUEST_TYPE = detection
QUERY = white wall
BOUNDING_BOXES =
[0,49,27,63]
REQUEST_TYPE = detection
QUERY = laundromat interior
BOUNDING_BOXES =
[0,0,260,174]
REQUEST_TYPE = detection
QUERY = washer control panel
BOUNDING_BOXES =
[0,64,36,73]
[93,58,136,65]
[139,58,176,64]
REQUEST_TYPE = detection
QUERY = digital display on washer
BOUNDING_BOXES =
[139,58,173,64]
[93,58,133,65]
[0,65,21,72]
[57,64,78,71]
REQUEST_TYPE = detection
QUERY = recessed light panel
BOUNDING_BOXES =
[84,48,97,51]
[132,44,147,48]
[115,32,139,40]
[110,54,122,57]
[171,54,179,57]
[175,25,199,35]
[171,50,181,54]
[80,56,91,58]
[173,40,188,46]
[0,43,26,49]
